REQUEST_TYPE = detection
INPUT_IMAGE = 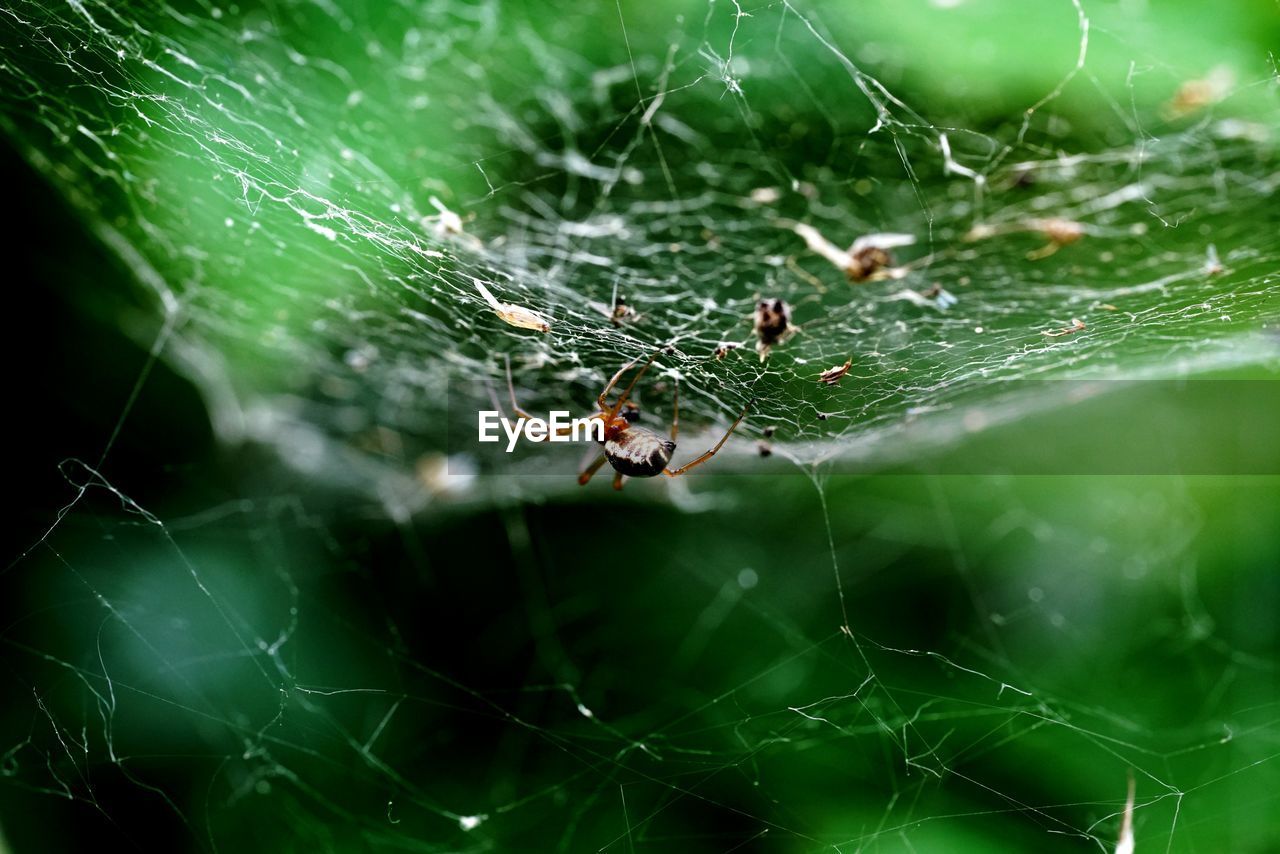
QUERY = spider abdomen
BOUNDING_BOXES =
[605,428,676,478]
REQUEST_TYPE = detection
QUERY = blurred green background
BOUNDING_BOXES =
[2,0,1280,851]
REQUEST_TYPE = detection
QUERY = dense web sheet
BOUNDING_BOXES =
[2,0,1278,498]
[2,0,1280,850]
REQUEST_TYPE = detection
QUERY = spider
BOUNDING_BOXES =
[507,350,754,490]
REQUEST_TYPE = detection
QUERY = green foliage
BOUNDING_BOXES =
[2,0,1279,851]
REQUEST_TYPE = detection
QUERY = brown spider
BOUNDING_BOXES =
[507,350,754,490]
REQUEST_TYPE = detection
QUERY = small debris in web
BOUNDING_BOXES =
[1203,244,1225,276]
[1028,218,1086,259]
[1042,318,1087,338]
[474,279,551,333]
[712,341,740,360]
[965,217,1086,260]
[457,815,487,832]
[762,425,776,439]
[609,293,636,326]
[790,222,915,282]
[1164,65,1235,119]
[423,196,482,250]
[849,234,915,281]
[1114,772,1135,854]
[818,359,853,385]
[753,297,793,360]
[747,186,781,205]
[888,284,958,309]
[964,223,1000,242]
[922,284,959,308]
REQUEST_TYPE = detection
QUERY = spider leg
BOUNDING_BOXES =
[504,355,535,420]
[601,348,664,418]
[577,452,608,486]
[505,355,582,439]
[613,471,626,491]
[597,355,641,412]
[664,396,754,478]
[610,349,662,417]
[670,376,679,442]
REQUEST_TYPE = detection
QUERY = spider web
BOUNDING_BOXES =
[2,0,1280,850]
[2,0,1277,497]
